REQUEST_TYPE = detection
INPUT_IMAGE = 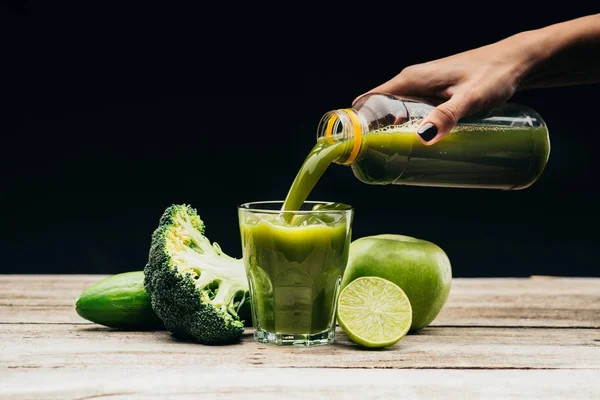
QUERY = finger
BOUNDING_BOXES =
[416,94,473,145]
[352,74,414,105]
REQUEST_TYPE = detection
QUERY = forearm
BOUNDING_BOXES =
[508,14,600,90]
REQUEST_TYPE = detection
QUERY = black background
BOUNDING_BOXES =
[2,3,599,277]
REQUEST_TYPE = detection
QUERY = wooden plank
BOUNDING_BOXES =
[2,323,599,370]
[0,275,104,324]
[1,275,599,399]
[432,276,600,328]
[1,275,599,327]
[1,367,599,400]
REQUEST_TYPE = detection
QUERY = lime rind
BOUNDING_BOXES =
[337,276,412,348]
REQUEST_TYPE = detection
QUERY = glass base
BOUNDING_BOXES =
[253,326,336,347]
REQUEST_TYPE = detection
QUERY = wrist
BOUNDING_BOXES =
[501,14,600,90]
[499,29,555,86]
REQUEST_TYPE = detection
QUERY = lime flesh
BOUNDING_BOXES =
[337,276,412,348]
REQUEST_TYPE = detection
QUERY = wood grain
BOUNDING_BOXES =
[1,323,599,370]
[2,368,599,400]
[1,275,599,399]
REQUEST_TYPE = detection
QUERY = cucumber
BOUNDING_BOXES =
[75,271,164,330]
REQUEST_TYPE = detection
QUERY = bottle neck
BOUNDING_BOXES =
[316,108,364,165]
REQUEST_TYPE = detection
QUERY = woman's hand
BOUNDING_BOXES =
[355,35,533,145]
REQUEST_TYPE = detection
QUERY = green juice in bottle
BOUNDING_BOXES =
[282,93,551,211]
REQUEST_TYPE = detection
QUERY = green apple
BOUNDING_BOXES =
[340,234,452,331]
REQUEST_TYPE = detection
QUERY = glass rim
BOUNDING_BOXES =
[238,200,354,214]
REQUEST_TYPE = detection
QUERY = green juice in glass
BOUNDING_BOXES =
[239,202,353,345]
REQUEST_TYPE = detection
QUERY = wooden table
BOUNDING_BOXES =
[1,275,599,399]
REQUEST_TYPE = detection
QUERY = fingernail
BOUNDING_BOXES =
[417,123,437,142]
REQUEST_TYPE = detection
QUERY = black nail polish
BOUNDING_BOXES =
[417,123,437,142]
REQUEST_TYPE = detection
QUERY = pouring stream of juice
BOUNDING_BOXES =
[281,139,344,212]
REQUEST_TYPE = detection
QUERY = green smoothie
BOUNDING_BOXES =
[281,140,347,212]
[352,124,551,189]
[239,209,351,336]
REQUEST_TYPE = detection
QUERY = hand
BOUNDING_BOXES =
[355,37,530,145]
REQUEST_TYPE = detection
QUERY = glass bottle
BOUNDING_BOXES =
[316,93,551,190]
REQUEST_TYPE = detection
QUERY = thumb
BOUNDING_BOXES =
[416,95,471,145]
[352,75,412,105]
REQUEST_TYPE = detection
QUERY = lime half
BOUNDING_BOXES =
[337,276,412,348]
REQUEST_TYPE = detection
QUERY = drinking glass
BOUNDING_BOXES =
[238,201,354,346]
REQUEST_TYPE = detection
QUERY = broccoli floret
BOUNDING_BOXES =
[144,204,250,345]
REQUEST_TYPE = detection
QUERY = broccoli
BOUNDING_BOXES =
[144,204,251,345]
